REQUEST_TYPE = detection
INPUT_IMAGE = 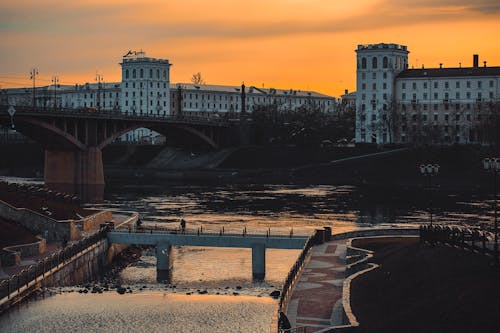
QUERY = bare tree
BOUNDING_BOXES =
[191,72,206,85]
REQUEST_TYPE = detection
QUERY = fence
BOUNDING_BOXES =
[0,228,108,302]
[277,229,324,332]
[420,225,497,261]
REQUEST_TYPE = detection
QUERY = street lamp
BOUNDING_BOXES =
[420,163,440,226]
[483,157,500,264]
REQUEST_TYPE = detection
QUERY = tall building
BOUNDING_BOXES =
[120,50,171,116]
[356,43,500,145]
[355,43,409,144]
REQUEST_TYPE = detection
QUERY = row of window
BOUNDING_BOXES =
[124,100,167,107]
[124,68,167,80]
[401,91,495,100]
[125,91,167,98]
[401,80,495,90]
[359,56,407,70]
[124,82,167,89]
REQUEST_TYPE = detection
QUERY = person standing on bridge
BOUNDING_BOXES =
[180,218,186,233]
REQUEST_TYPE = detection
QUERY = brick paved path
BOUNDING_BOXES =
[286,240,347,332]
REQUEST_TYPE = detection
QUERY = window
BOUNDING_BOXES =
[402,93,406,99]
[466,114,471,121]
[133,69,136,78]
[445,82,449,89]
[423,114,427,121]
[423,82,428,89]
[383,72,387,79]
[362,83,366,89]
[466,92,471,99]
[362,73,366,79]
[383,83,387,89]
[455,114,460,121]
[372,57,378,69]
[157,69,160,79]
[490,80,494,88]
[456,92,460,99]
[372,83,377,89]
[361,57,367,69]
[140,69,143,78]
[150,69,153,78]
[372,73,376,79]
[402,83,406,90]
[423,104,428,111]
[412,82,417,90]
[490,92,494,99]
[456,81,460,88]
[466,81,471,88]
[125,69,129,79]
[434,93,438,99]
[478,81,482,88]
[433,104,438,111]
[434,114,438,121]
[383,56,388,68]
[445,114,449,121]
[423,93,428,99]
[434,82,438,89]
[383,93,387,100]
[372,114,376,121]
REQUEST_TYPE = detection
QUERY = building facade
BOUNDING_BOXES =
[356,43,500,145]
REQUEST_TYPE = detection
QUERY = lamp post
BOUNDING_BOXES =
[483,158,499,265]
[51,76,59,110]
[420,163,440,226]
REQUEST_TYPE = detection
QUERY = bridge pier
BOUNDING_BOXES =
[44,147,104,202]
[252,243,266,280]
[156,242,173,282]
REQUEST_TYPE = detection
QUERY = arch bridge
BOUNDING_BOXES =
[0,106,248,202]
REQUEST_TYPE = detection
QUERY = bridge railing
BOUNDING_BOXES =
[116,224,305,238]
[0,228,109,303]
[0,105,234,125]
[420,224,497,261]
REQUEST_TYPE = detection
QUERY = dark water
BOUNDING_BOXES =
[0,180,495,332]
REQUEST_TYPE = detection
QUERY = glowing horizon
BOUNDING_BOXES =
[0,0,499,96]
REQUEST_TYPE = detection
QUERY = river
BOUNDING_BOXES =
[0,181,495,332]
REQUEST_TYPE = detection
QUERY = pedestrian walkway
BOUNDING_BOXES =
[286,240,347,332]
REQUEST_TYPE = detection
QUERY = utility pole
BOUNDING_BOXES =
[30,68,39,109]
[51,76,59,110]
[95,73,103,112]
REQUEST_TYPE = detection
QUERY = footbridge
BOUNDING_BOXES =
[107,228,311,281]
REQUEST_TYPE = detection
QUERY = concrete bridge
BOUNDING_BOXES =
[107,229,310,281]
[0,106,250,202]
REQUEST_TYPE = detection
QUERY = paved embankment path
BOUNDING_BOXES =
[286,240,347,332]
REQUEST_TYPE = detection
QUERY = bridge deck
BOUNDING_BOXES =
[107,230,309,249]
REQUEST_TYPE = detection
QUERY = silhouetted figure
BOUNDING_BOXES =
[180,219,186,233]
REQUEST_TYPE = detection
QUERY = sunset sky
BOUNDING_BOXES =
[1,0,499,96]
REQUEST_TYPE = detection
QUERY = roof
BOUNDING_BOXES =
[171,83,333,98]
[396,66,500,79]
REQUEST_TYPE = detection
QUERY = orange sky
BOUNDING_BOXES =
[0,0,499,96]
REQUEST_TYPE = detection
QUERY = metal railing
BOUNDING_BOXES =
[0,105,233,126]
[420,225,497,260]
[277,229,321,332]
[0,228,109,302]
[118,224,306,239]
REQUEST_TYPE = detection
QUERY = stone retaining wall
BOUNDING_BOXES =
[2,235,46,263]
[0,199,81,241]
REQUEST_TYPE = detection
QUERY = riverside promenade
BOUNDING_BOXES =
[283,228,419,333]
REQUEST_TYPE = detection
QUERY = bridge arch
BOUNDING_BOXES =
[10,117,86,150]
[98,123,220,150]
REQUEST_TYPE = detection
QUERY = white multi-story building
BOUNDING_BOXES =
[120,50,171,116]
[356,43,500,145]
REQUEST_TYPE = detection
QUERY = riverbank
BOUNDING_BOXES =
[350,237,500,333]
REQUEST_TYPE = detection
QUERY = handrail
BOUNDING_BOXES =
[0,228,110,304]
[420,224,498,260]
[277,229,321,332]
[0,105,236,126]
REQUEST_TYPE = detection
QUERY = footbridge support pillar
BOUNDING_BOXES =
[252,243,266,280]
[156,241,173,282]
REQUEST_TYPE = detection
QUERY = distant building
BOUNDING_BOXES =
[1,51,337,143]
[340,89,356,108]
[355,43,500,145]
